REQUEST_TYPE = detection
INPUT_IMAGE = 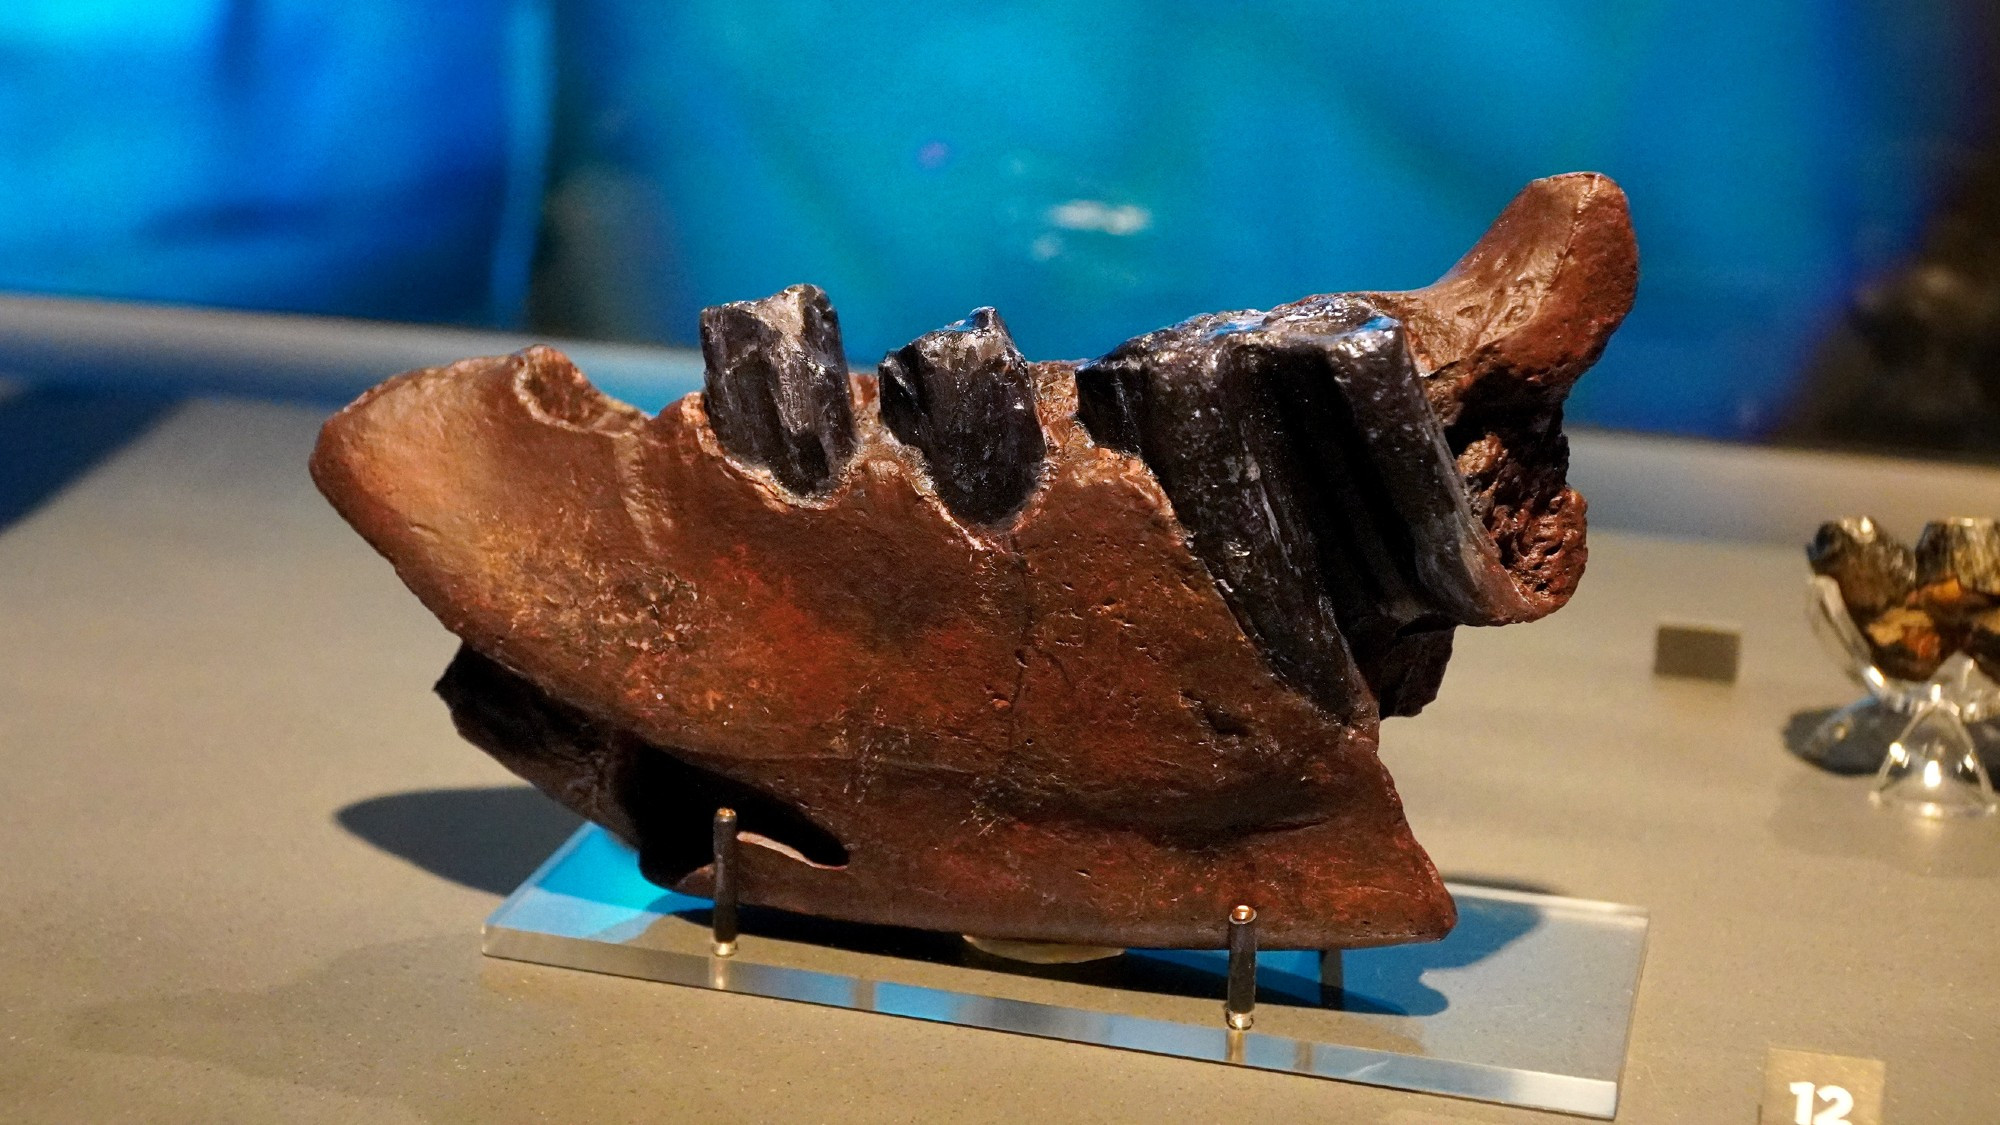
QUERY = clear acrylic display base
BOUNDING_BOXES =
[485,825,1648,1119]
[1804,578,2000,817]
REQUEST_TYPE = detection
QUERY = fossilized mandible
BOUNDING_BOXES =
[313,173,1637,949]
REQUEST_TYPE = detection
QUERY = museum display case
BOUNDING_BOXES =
[2,5,1997,1122]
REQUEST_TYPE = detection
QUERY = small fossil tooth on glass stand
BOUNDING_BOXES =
[312,172,1638,948]
[1806,518,2000,817]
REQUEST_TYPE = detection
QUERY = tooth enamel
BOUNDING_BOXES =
[699,283,856,496]
[877,307,1047,526]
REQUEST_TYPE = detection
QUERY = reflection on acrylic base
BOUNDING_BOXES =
[485,826,1648,1119]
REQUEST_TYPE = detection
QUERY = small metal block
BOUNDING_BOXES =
[1653,620,1741,683]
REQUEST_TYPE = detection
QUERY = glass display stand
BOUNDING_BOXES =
[1805,577,2000,816]
[486,825,1648,1119]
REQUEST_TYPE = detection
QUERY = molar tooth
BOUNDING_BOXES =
[1076,310,1372,722]
[1808,517,1915,616]
[1915,518,2000,596]
[877,307,1047,525]
[699,283,856,495]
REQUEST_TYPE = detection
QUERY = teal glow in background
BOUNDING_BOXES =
[0,1,551,326]
[0,1,1986,440]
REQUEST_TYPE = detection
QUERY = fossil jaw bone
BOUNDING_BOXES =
[310,173,1636,949]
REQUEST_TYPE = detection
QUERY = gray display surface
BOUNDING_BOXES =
[2,394,1997,1123]
[485,825,1647,1118]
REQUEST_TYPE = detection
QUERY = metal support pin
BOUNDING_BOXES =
[1318,948,1345,1008]
[711,807,740,957]
[1224,904,1257,1031]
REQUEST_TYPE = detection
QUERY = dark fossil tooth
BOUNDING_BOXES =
[878,307,1047,525]
[1967,608,2000,684]
[1809,517,2000,683]
[1077,308,1374,721]
[1074,272,1604,717]
[699,283,856,495]
[1914,518,2000,597]
[1862,606,1949,683]
[1809,518,1936,678]
[310,172,1636,950]
[1809,517,1916,617]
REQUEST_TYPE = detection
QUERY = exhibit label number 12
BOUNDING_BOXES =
[1761,1047,1884,1125]
[1787,1081,1852,1124]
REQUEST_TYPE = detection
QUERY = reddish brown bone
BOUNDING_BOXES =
[1361,171,1638,418]
[1365,172,1636,617]
[310,173,1637,949]
[313,351,1452,948]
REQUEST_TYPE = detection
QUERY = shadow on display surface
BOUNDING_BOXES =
[335,788,1575,1015]
[337,786,585,896]
[0,385,179,532]
[479,821,1647,1118]
[1784,703,2000,776]
[1769,723,2000,880]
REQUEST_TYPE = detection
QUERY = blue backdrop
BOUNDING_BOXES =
[0,1,550,326]
[0,1,1985,439]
